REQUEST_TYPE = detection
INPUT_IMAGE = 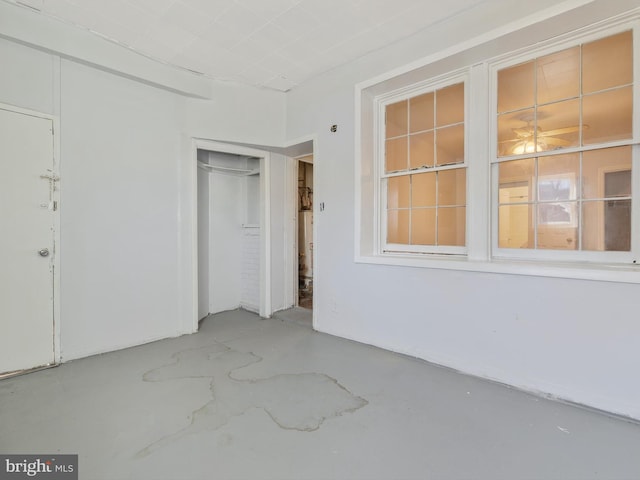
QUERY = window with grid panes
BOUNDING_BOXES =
[494,30,635,259]
[383,81,467,253]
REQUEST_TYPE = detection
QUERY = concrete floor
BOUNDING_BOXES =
[2,309,640,480]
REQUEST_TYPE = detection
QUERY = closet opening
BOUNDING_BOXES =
[194,140,271,328]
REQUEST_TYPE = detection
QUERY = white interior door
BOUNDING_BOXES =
[0,107,56,374]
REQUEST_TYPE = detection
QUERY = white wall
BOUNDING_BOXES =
[245,174,260,225]
[240,227,261,312]
[286,0,640,420]
[242,163,261,311]
[0,3,286,361]
[269,153,295,313]
[0,38,55,114]
[208,165,243,314]
[0,34,190,360]
[59,59,187,360]
[185,85,285,146]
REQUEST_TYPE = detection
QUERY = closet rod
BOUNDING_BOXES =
[197,161,258,175]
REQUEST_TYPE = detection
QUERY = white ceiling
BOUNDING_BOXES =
[7,0,487,92]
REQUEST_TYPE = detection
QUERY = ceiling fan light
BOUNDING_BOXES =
[511,139,548,155]
[512,140,536,155]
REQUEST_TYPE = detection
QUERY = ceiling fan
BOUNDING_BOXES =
[501,123,587,155]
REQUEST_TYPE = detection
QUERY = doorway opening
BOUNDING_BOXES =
[296,155,313,310]
[193,140,271,329]
[604,169,631,251]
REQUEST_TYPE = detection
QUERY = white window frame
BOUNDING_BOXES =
[355,6,640,283]
[375,71,470,256]
[489,22,640,265]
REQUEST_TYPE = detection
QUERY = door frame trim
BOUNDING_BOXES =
[283,134,317,327]
[0,102,60,367]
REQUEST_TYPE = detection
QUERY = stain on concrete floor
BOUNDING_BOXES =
[137,342,367,457]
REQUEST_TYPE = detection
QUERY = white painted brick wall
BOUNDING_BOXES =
[241,226,260,312]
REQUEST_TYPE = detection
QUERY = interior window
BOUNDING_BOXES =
[495,31,634,253]
[384,82,467,251]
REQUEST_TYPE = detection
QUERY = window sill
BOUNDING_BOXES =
[355,252,640,284]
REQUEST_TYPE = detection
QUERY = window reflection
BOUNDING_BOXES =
[384,82,466,248]
[496,31,633,254]
[497,31,632,158]
[497,147,631,252]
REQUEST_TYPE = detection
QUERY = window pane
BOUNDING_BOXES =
[436,83,464,127]
[495,30,634,256]
[537,203,578,250]
[410,92,434,133]
[537,98,580,150]
[583,87,633,145]
[384,81,467,251]
[498,61,534,113]
[605,170,632,197]
[605,199,631,251]
[537,201,577,226]
[386,100,407,138]
[582,30,633,94]
[582,146,632,199]
[436,124,464,166]
[411,172,436,207]
[388,175,410,209]
[411,208,436,245]
[438,207,465,246]
[538,154,579,201]
[498,158,535,202]
[499,183,530,206]
[499,204,533,248]
[387,209,409,244]
[438,168,466,206]
[537,47,580,104]
[582,200,631,251]
[385,137,408,172]
[409,131,434,169]
[497,109,535,156]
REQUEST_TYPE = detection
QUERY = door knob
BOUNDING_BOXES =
[38,248,49,257]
